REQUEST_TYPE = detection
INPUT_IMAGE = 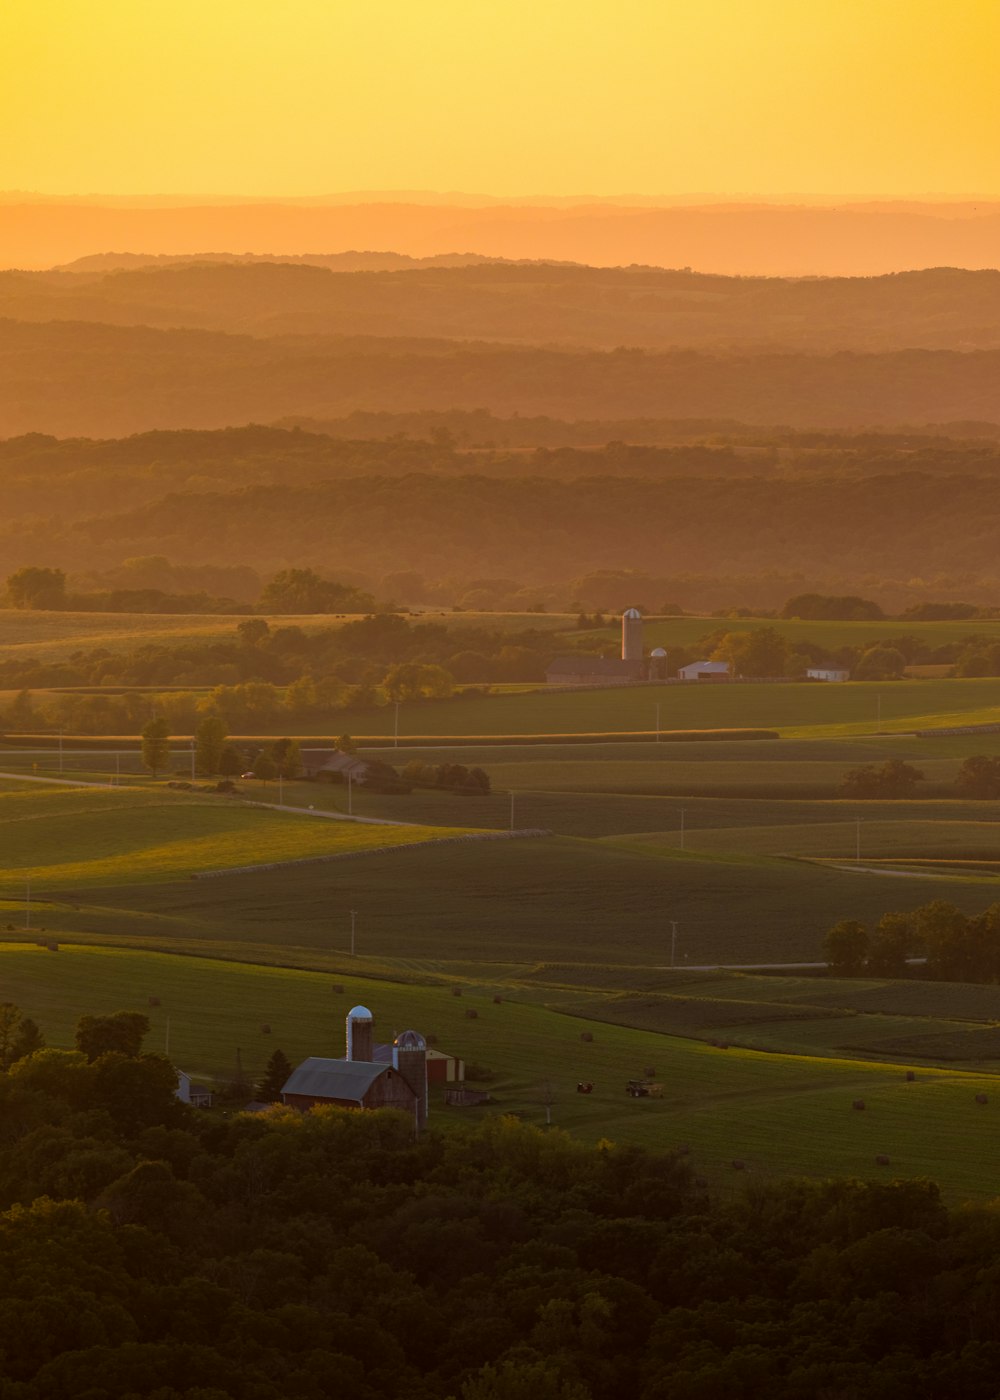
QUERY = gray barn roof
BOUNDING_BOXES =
[282,1056,392,1103]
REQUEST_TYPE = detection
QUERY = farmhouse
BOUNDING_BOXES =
[303,751,374,783]
[678,660,730,681]
[175,1070,213,1109]
[282,1005,430,1131]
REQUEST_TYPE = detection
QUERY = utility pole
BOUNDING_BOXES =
[679,807,686,850]
[350,909,357,955]
[670,919,678,968]
[278,769,283,806]
[24,878,30,931]
[58,729,65,775]
[394,702,399,748]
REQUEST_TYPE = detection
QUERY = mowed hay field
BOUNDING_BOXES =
[5,942,1000,1201]
[0,778,469,889]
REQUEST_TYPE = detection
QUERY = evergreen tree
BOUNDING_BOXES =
[257,1048,293,1102]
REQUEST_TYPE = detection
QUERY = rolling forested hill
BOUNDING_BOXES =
[5,470,1000,589]
[3,318,1000,437]
[2,262,1000,350]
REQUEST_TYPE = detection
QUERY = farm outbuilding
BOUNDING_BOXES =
[807,668,850,682]
[678,660,730,681]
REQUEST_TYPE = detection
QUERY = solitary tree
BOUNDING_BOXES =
[218,744,245,778]
[141,716,171,778]
[253,750,277,785]
[195,712,227,776]
[824,920,870,976]
[956,755,1000,800]
[270,737,302,780]
[6,566,67,609]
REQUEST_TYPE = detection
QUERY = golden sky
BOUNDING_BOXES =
[2,0,997,198]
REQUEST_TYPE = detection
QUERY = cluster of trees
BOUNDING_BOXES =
[836,756,1000,802]
[9,1004,1000,1398]
[841,759,925,799]
[4,566,376,617]
[825,900,1000,983]
[400,761,492,796]
[141,715,303,782]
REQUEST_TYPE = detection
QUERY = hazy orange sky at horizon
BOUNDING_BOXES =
[2,0,998,199]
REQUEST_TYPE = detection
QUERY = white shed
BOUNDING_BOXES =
[678,660,730,681]
[807,668,850,683]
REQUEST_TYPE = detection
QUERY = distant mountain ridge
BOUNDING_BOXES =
[2,199,999,274]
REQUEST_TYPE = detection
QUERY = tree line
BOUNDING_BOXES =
[825,899,1000,982]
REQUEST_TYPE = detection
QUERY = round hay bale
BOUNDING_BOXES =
[580,1031,594,1043]
[644,1066,656,1078]
[708,1038,719,1047]
[451,986,463,997]
[875,1154,890,1167]
[493,995,503,1004]
[852,1099,866,1110]
[676,1143,691,1156]
[731,1159,746,1171]
[261,1023,271,1034]
[905,1070,915,1082]
[331,983,344,994]
[976,1093,989,1105]
[147,996,161,1008]
[718,1042,729,1051]
[465,1008,478,1019]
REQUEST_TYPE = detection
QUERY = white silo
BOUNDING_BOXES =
[346,1005,374,1062]
[622,608,643,661]
[650,646,667,680]
[393,1029,429,1131]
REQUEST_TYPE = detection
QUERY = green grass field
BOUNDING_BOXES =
[0,608,571,662]
[0,777,469,889]
[332,678,1000,741]
[6,943,1000,1200]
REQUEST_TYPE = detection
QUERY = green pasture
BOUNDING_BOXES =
[600,613,1000,652]
[26,831,995,968]
[0,608,571,663]
[4,943,1000,1200]
[0,777,463,889]
[339,678,1000,741]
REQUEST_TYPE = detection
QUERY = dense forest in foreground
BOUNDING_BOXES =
[4,1038,1000,1400]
